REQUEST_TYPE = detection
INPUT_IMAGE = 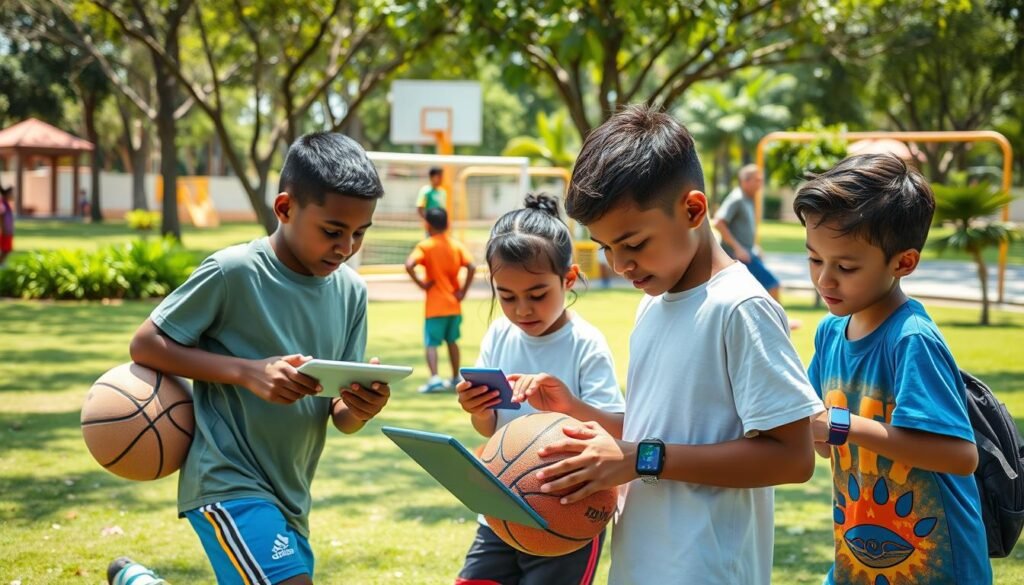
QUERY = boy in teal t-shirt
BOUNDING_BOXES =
[416,166,447,219]
[122,133,392,585]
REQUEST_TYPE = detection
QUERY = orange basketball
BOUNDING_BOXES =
[81,363,194,481]
[480,412,616,557]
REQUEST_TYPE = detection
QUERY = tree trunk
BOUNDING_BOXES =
[154,44,181,239]
[254,159,277,235]
[130,139,149,210]
[82,89,104,223]
[973,249,990,326]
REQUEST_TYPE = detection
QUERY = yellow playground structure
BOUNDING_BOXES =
[154,176,220,228]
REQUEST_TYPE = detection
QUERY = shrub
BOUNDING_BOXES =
[125,209,161,232]
[0,237,195,300]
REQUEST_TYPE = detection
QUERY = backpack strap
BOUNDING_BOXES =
[978,434,1019,480]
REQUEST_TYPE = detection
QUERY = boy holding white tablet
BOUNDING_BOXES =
[126,133,392,585]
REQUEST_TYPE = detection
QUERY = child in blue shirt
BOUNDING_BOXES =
[794,153,991,584]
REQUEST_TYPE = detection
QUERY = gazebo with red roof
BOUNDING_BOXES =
[0,118,94,216]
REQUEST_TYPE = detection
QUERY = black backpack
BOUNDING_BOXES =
[963,370,1024,557]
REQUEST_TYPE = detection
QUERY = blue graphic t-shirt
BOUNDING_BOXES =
[808,299,991,585]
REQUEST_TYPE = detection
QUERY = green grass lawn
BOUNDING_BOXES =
[2,291,1023,583]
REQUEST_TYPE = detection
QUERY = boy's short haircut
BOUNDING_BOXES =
[565,104,705,225]
[793,153,935,259]
[278,132,384,207]
[429,166,443,178]
[425,207,448,231]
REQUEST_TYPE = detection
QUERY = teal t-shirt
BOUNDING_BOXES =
[416,185,447,210]
[151,237,367,537]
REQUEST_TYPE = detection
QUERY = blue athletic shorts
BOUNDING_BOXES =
[425,314,462,347]
[185,497,314,585]
[742,253,780,291]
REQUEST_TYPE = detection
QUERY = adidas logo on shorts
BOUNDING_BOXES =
[271,533,295,560]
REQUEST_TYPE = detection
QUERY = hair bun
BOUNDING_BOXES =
[524,192,560,218]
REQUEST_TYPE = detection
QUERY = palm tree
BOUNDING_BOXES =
[676,69,795,202]
[931,184,1019,325]
[502,110,579,168]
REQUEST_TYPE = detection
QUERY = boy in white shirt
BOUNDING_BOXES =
[512,105,823,584]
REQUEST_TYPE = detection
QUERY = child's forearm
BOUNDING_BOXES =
[471,410,496,437]
[846,414,978,476]
[659,418,815,487]
[130,318,250,386]
[331,400,366,434]
[563,401,624,439]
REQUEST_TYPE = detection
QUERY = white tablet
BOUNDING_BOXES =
[297,359,413,391]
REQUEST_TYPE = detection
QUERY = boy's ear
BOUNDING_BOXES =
[564,264,580,290]
[677,189,708,227]
[273,193,294,222]
[891,249,921,277]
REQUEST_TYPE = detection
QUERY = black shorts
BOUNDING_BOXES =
[455,523,605,585]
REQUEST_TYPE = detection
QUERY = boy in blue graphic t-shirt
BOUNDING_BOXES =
[794,154,991,584]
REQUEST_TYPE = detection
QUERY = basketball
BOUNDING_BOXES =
[81,363,194,481]
[480,412,617,557]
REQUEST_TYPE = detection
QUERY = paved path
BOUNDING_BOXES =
[363,254,1023,307]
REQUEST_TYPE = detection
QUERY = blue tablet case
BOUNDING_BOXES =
[381,426,548,529]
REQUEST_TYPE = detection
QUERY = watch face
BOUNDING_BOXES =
[831,407,851,428]
[637,442,663,474]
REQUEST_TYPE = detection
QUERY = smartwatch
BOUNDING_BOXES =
[826,406,851,446]
[635,438,666,485]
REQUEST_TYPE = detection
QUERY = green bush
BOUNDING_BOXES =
[763,196,783,220]
[0,237,195,300]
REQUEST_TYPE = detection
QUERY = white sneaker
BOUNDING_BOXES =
[418,375,447,393]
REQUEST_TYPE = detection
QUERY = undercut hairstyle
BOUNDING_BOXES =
[566,104,705,225]
[278,132,383,206]
[793,153,935,259]
[425,207,448,231]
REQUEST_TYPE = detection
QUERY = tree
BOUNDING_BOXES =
[501,110,579,168]
[30,0,194,239]
[467,0,819,140]
[855,3,1022,181]
[676,69,795,201]
[931,184,1020,325]
[1,6,114,222]
[97,0,458,234]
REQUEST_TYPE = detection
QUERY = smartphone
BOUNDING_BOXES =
[459,367,520,410]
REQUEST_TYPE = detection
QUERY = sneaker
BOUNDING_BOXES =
[107,557,166,585]
[417,375,448,394]
[448,376,462,390]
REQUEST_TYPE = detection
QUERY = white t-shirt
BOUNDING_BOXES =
[477,313,625,430]
[475,312,625,525]
[610,262,823,585]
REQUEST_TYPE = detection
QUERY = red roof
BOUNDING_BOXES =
[0,118,94,151]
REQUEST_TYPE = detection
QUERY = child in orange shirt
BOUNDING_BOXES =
[405,208,476,392]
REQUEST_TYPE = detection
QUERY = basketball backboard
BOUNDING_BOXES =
[390,80,482,146]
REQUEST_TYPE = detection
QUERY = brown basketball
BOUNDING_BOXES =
[480,412,617,557]
[81,363,194,481]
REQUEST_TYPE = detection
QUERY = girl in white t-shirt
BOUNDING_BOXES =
[454,193,624,585]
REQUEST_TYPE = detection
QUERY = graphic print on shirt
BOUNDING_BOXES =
[823,381,954,585]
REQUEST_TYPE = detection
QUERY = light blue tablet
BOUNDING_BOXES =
[381,426,548,529]
[297,359,413,392]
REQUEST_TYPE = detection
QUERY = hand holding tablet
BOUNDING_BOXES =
[459,367,521,410]
[297,359,413,392]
